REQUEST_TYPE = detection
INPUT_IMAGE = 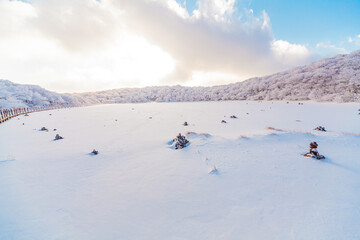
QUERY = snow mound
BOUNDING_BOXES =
[185,132,212,138]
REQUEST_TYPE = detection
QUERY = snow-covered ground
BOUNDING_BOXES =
[1,101,360,240]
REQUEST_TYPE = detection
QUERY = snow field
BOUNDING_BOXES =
[1,101,360,239]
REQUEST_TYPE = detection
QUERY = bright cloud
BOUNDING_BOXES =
[346,34,360,49]
[0,0,314,92]
[193,0,236,23]
[316,42,348,54]
[271,40,311,65]
[165,0,190,19]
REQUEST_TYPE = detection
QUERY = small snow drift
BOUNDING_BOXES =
[0,155,16,163]
[209,166,218,174]
[239,135,249,139]
[185,132,211,138]
[267,127,284,132]
[314,126,326,132]
[170,133,189,150]
[54,134,63,141]
[304,141,325,160]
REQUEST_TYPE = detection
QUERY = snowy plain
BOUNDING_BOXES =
[1,101,360,240]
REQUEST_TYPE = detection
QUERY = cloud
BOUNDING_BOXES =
[347,34,360,44]
[110,0,311,81]
[349,34,360,46]
[0,0,313,92]
[271,40,311,66]
[29,0,121,51]
[165,0,191,19]
[316,42,348,54]
[0,0,175,92]
[193,0,236,23]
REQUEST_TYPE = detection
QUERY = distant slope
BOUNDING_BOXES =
[1,50,360,108]
[72,50,360,104]
[0,80,74,108]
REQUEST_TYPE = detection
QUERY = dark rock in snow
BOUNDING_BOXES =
[314,126,326,132]
[304,141,325,160]
[54,134,63,140]
[172,133,189,150]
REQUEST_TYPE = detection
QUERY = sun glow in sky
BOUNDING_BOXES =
[0,0,359,92]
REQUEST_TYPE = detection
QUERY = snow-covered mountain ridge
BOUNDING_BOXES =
[1,50,360,108]
[0,80,73,108]
[72,50,360,104]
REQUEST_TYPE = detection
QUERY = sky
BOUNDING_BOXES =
[0,0,359,93]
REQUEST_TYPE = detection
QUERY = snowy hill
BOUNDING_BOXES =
[1,50,360,108]
[72,50,360,103]
[0,80,74,108]
[1,101,360,239]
